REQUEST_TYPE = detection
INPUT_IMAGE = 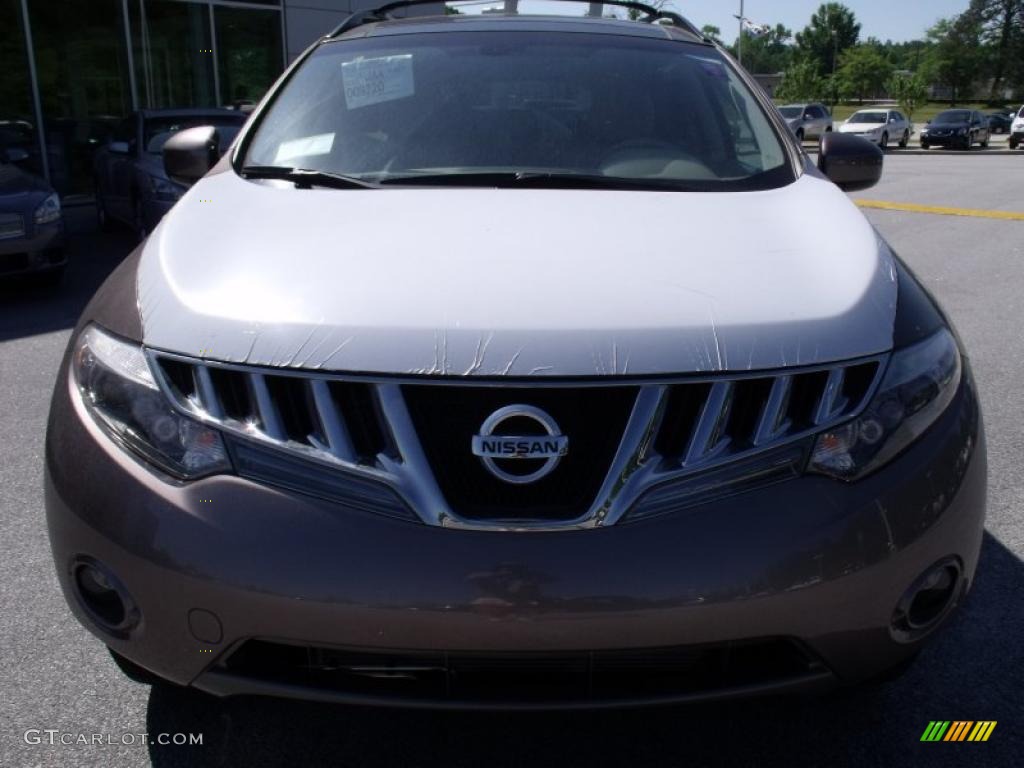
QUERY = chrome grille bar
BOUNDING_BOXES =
[309,379,356,461]
[814,367,848,425]
[684,380,734,466]
[250,373,286,440]
[753,375,792,446]
[192,365,224,419]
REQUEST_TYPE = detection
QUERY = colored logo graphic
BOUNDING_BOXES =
[921,721,997,742]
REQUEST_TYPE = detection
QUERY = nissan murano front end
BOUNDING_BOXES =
[45,0,986,708]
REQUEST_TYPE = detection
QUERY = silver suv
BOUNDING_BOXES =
[779,103,834,142]
[46,0,985,708]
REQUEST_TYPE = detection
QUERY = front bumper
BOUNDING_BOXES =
[0,221,65,276]
[920,133,969,147]
[45,355,987,708]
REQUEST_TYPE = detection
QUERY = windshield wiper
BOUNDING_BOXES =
[377,171,699,191]
[239,165,378,189]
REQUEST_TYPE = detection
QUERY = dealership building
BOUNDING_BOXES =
[1,0,391,196]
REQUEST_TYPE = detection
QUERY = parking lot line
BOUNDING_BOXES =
[854,200,1024,221]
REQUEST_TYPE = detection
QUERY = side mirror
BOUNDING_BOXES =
[163,126,219,187]
[109,140,131,155]
[3,147,29,164]
[818,132,883,192]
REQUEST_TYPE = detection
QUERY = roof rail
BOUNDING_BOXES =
[329,0,709,40]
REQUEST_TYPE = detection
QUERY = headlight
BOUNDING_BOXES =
[957,127,968,136]
[73,325,230,479]
[33,192,61,224]
[149,174,183,203]
[809,329,961,481]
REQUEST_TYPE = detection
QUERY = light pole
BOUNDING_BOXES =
[737,0,744,65]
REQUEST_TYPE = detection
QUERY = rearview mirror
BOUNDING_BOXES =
[163,126,219,187]
[818,133,883,192]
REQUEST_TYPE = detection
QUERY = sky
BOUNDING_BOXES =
[665,0,972,44]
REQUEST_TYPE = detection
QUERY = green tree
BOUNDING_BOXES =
[966,0,1024,100]
[886,72,929,121]
[795,3,861,77]
[923,15,985,105]
[836,45,894,102]
[776,59,826,102]
[734,24,795,74]
[701,24,722,44]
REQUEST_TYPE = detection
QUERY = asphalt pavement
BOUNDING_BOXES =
[2,158,1022,767]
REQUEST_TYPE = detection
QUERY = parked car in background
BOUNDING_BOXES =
[920,110,990,150]
[93,109,246,241]
[777,103,833,142]
[1010,105,1024,150]
[0,147,65,285]
[986,112,1013,134]
[838,108,912,149]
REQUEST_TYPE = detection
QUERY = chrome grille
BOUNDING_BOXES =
[0,213,25,240]
[651,361,880,472]
[148,352,886,530]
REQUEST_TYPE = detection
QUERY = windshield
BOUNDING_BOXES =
[145,117,244,154]
[243,32,791,190]
[849,112,887,124]
[933,110,970,125]
[778,107,802,118]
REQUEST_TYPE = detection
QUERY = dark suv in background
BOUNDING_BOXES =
[93,109,246,240]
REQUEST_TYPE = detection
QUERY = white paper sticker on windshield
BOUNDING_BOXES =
[342,54,414,109]
[274,132,335,163]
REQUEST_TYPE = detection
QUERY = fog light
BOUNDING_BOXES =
[891,557,962,643]
[72,558,138,634]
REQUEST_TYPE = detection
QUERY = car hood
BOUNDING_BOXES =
[925,122,968,130]
[137,170,897,377]
[840,122,883,132]
[0,162,51,204]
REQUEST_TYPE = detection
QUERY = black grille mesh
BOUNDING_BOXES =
[219,637,823,705]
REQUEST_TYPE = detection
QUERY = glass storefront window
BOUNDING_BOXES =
[215,6,283,108]
[0,0,40,175]
[135,0,217,110]
[8,0,284,197]
[27,0,132,195]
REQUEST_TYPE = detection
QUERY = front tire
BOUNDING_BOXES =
[899,130,909,148]
[981,134,989,148]
[920,141,930,150]
[880,132,889,149]
[795,128,804,143]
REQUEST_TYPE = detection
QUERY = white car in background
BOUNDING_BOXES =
[1011,105,1024,150]
[839,108,912,149]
